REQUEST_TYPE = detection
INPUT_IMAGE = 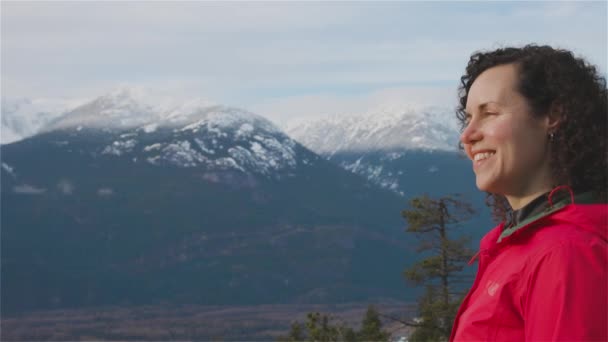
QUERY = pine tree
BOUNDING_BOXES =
[305,312,341,341]
[279,321,305,342]
[401,194,475,341]
[357,305,390,342]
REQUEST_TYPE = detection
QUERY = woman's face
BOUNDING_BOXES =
[460,63,554,200]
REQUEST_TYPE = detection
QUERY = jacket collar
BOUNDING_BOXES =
[470,188,605,264]
[503,192,551,232]
[497,190,598,243]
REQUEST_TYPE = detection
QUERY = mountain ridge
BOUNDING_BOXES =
[283,106,460,155]
[2,88,461,155]
[1,95,420,314]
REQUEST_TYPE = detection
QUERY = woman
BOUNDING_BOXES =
[450,45,607,341]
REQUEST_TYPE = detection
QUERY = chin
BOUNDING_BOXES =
[475,179,489,192]
[475,178,500,194]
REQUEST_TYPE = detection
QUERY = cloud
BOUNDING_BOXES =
[250,85,458,125]
[1,2,360,39]
[2,2,605,119]
[513,2,583,18]
[13,184,46,194]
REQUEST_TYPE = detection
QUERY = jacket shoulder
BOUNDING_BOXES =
[524,204,607,251]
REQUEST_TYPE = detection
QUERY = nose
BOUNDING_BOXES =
[460,119,482,146]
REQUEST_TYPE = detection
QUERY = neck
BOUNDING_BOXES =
[505,160,555,210]
[506,188,552,211]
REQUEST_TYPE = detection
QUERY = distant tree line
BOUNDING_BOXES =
[278,305,390,342]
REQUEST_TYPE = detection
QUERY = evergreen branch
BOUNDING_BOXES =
[377,312,423,328]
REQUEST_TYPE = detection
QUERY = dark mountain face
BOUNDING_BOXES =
[329,150,473,196]
[1,122,417,314]
[1,94,498,316]
[329,149,494,237]
[283,108,495,244]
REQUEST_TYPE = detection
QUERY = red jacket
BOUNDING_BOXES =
[451,196,608,341]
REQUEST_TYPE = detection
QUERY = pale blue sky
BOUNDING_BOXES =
[2,1,606,123]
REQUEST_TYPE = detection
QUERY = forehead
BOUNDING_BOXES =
[466,64,520,109]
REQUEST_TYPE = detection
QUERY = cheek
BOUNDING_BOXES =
[485,117,514,146]
[493,119,547,166]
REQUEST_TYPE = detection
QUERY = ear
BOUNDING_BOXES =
[545,103,563,132]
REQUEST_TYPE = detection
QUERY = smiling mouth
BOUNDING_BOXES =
[473,151,495,162]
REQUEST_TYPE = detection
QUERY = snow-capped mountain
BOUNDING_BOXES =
[1,97,83,144]
[43,88,161,132]
[88,105,300,178]
[1,88,492,316]
[43,86,216,132]
[1,90,416,315]
[1,87,218,145]
[283,106,464,196]
[283,106,461,155]
[16,87,301,178]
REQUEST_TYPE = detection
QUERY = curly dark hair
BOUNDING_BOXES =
[456,44,607,222]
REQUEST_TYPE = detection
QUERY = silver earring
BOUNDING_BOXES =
[549,132,555,141]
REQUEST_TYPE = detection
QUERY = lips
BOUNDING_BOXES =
[474,151,495,161]
[470,150,496,170]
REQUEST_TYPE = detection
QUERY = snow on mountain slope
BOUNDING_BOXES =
[18,87,305,178]
[43,86,216,132]
[281,106,464,196]
[1,87,217,145]
[283,106,461,155]
[43,87,160,131]
[3,88,461,184]
[88,105,300,177]
[1,97,84,144]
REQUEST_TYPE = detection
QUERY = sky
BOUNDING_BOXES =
[1,1,607,124]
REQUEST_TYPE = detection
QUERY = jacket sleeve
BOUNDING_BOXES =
[523,239,608,341]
